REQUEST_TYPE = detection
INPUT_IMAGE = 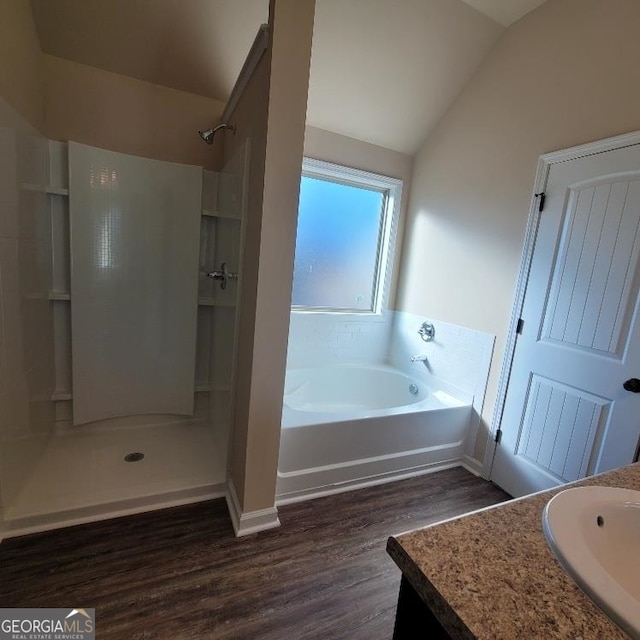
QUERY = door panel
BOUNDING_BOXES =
[516,375,610,484]
[543,177,640,356]
[491,143,640,497]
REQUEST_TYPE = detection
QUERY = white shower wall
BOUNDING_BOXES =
[0,140,246,536]
[388,311,494,469]
[0,100,56,530]
[49,142,235,433]
[286,312,393,368]
[68,142,202,425]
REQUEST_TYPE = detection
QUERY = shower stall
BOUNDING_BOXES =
[0,130,249,537]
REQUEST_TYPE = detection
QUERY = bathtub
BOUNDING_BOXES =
[277,363,472,502]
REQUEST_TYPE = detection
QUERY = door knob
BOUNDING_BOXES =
[623,378,640,393]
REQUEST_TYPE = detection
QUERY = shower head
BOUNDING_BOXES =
[198,123,236,144]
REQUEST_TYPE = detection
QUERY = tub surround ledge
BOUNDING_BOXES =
[387,462,640,639]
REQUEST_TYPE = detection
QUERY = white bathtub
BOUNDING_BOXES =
[277,364,472,502]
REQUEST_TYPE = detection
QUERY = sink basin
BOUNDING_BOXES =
[542,486,640,638]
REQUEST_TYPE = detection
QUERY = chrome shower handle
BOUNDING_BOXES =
[418,321,435,342]
[206,262,238,290]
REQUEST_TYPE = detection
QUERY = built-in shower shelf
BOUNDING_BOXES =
[51,391,72,401]
[201,208,240,220]
[198,297,236,308]
[49,292,70,301]
[194,384,231,393]
[53,384,226,402]
[51,293,238,308]
[21,183,69,196]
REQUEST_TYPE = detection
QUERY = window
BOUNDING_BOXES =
[291,158,402,313]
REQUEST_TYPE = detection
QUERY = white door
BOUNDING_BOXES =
[491,142,640,497]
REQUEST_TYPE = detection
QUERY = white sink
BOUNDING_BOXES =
[542,486,640,638]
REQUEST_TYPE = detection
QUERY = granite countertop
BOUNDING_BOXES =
[387,463,640,639]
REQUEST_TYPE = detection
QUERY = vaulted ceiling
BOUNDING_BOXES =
[30,0,548,154]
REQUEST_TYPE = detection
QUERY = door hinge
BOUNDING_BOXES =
[495,428,503,444]
[535,192,546,212]
[516,318,524,335]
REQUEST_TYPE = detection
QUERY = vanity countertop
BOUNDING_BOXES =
[387,463,640,639]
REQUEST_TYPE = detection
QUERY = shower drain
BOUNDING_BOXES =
[124,452,145,462]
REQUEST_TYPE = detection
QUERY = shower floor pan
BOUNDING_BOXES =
[3,420,226,537]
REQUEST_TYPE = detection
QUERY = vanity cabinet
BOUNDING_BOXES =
[387,464,640,639]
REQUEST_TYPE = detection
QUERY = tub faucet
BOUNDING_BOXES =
[411,355,428,363]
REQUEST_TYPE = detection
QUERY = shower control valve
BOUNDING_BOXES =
[418,321,435,342]
[206,262,238,290]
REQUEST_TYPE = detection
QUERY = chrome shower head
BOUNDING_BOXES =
[199,129,215,144]
[198,123,236,144]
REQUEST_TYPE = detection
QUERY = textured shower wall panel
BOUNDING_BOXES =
[286,311,393,368]
[68,142,201,425]
[0,102,55,515]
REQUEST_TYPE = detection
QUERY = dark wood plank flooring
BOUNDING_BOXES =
[0,467,510,639]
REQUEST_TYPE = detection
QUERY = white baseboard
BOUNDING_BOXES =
[1,483,225,539]
[225,477,281,537]
[461,454,485,478]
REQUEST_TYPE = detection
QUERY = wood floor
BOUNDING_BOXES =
[0,467,510,639]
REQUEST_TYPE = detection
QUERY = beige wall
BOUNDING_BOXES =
[307,0,502,154]
[398,0,640,464]
[44,55,225,170]
[304,125,413,180]
[0,1,45,132]
[225,51,270,507]
[0,1,228,169]
[397,0,640,466]
[227,0,315,514]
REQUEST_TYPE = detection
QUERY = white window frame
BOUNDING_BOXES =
[292,157,402,315]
